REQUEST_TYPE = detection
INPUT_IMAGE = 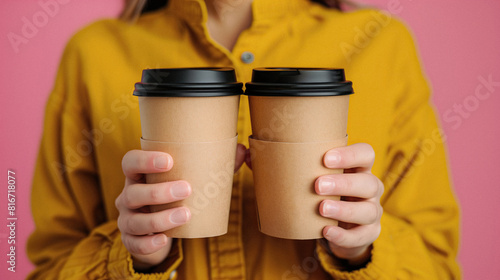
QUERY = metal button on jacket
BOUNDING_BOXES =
[241,51,255,64]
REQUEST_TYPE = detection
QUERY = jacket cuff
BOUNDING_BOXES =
[316,215,398,279]
[106,222,184,279]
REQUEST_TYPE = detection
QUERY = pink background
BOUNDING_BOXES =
[1,0,499,279]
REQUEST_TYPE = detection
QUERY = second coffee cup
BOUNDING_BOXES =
[246,68,354,239]
[134,68,242,238]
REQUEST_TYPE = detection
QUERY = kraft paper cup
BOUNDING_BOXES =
[141,136,238,238]
[133,68,242,238]
[245,68,353,142]
[248,136,348,239]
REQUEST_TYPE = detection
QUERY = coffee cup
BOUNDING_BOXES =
[245,68,354,239]
[134,68,242,238]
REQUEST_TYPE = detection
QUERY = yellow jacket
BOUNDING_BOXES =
[27,0,461,279]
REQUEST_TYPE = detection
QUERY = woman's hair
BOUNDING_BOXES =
[120,0,347,22]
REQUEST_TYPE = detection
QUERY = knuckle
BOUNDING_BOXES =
[115,194,122,209]
[354,234,364,248]
[377,204,384,220]
[133,154,145,171]
[149,186,163,204]
[122,190,134,209]
[360,143,375,158]
[121,188,137,209]
[335,230,347,246]
[121,153,130,173]
[367,202,379,223]
[368,175,380,197]
[378,180,385,197]
[126,216,140,235]
[361,143,376,166]
[367,224,382,244]
[341,203,353,220]
[122,150,137,174]
[342,176,353,193]
[117,215,125,231]
[149,216,164,232]
[366,145,375,159]
[344,148,356,164]
[121,234,131,250]
[134,241,150,255]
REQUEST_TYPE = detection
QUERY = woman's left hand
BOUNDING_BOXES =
[315,143,384,267]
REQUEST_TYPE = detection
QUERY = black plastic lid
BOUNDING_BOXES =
[245,68,354,96]
[133,68,243,97]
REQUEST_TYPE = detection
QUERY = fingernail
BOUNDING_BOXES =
[170,208,189,224]
[324,151,341,167]
[325,227,338,239]
[325,227,332,237]
[318,177,335,194]
[153,234,167,246]
[323,201,338,216]
[170,182,190,199]
[154,155,171,170]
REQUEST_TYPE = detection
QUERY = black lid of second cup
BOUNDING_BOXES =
[245,68,354,96]
[134,68,243,97]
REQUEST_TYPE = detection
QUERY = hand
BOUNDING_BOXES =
[116,144,247,271]
[116,150,192,271]
[315,143,384,267]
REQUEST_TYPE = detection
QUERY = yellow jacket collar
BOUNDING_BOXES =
[167,0,311,26]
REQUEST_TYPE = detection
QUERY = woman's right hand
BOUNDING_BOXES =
[115,150,192,272]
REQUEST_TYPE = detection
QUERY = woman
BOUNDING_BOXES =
[27,0,461,279]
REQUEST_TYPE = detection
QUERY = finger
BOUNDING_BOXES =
[122,150,173,181]
[323,223,381,250]
[315,173,383,199]
[119,180,191,210]
[121,232,169,256]
[319,199,382,225]
[234,144,246,172]
[323,143,375,171]
[118,207,190,235]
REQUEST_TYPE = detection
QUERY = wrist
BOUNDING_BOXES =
[343,245,372,270]
[132,238,174,273]
[319,239,372,271]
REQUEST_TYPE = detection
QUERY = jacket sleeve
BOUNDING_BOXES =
[27,36,183,280]
[316,18,461,279]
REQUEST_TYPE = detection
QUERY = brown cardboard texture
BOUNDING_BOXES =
[249,136,348,239]
[139,95,239,142]
[249,95,349,142]
[141,136,238,238]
